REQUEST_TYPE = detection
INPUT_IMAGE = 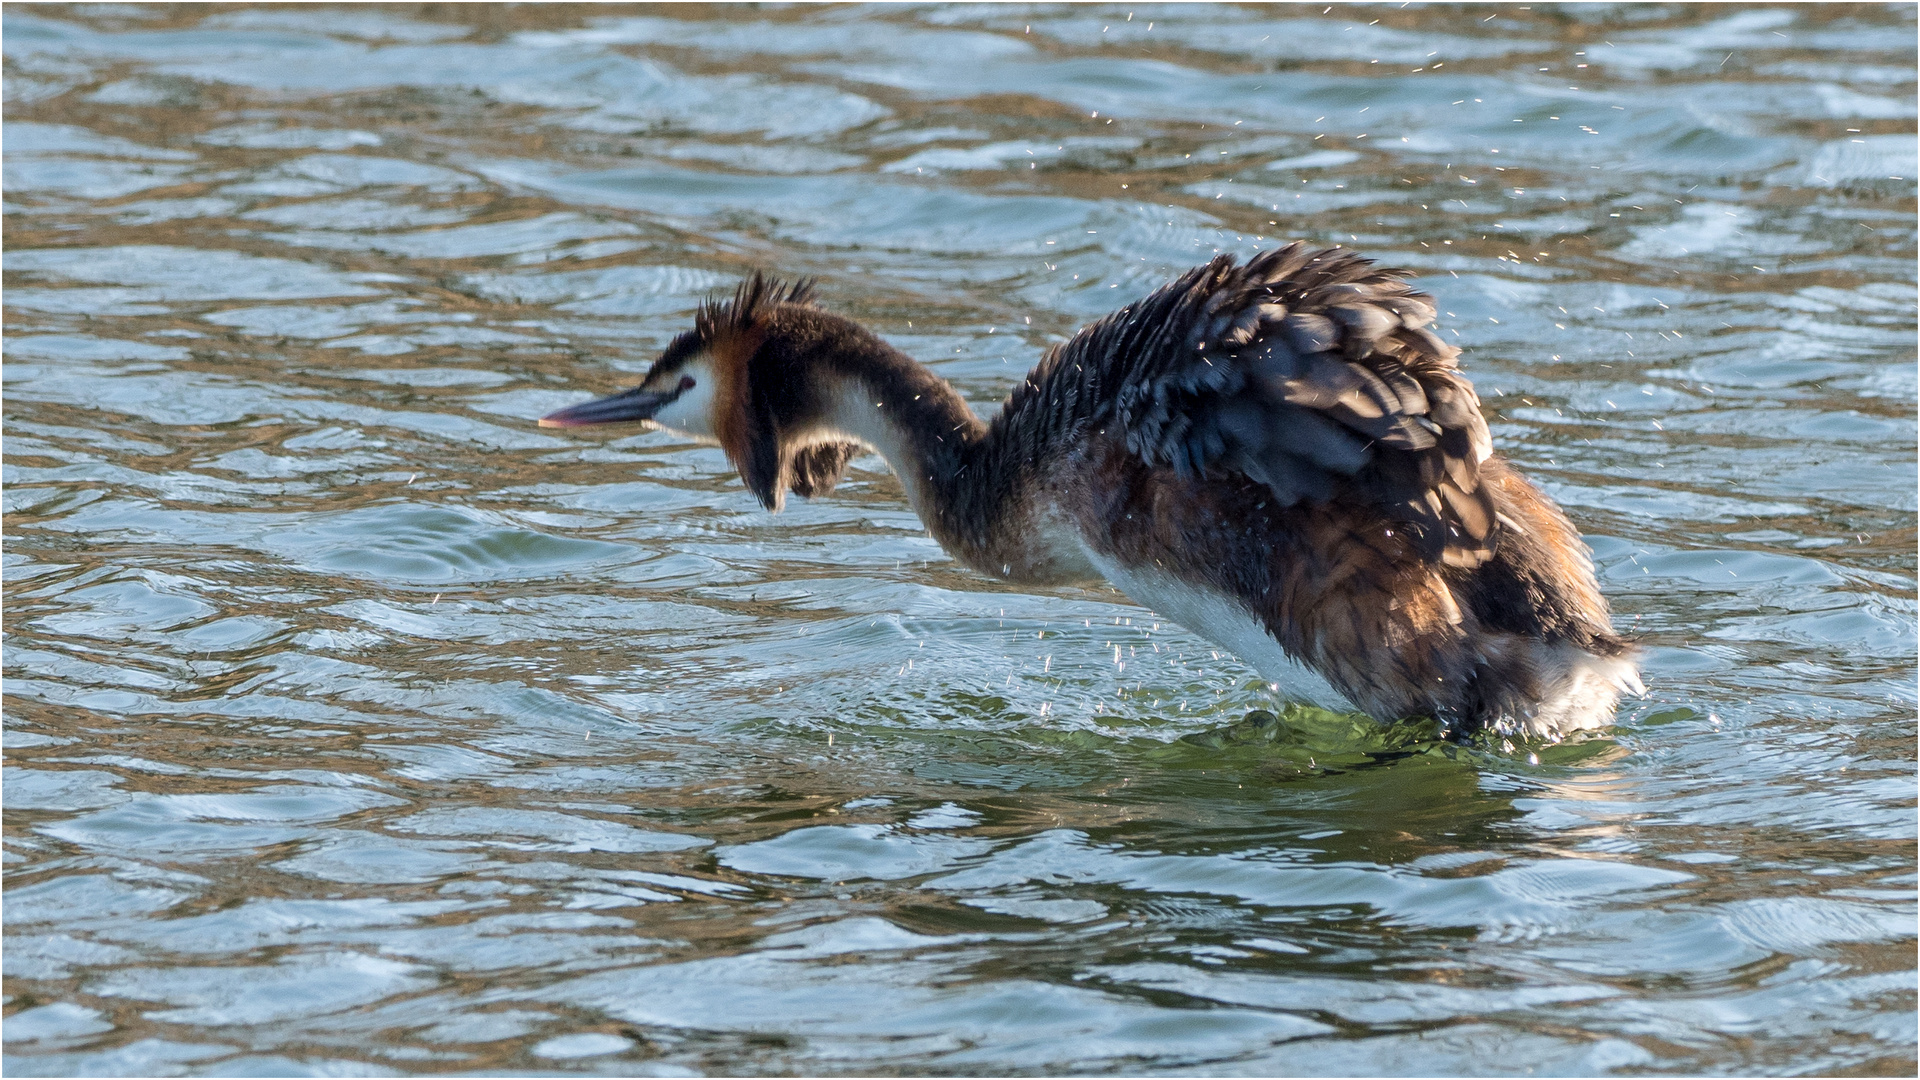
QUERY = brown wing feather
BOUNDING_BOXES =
[1046,242,1496,566]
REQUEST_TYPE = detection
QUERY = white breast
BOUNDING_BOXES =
[1079,549,1355,712]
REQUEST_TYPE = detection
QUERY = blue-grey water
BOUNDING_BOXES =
[3,4,1915,1076]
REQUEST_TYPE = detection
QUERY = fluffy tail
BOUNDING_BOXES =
[1459,635,1644,739]
[1447,458,1642,739]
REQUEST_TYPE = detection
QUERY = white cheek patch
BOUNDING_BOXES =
[647,362,719,440]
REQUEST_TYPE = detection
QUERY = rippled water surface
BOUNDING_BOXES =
[4,4,1916,1075]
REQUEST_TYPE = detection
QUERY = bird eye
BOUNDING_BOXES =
[678,375,696,392]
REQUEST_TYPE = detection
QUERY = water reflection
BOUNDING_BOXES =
[4,3,1915,1076]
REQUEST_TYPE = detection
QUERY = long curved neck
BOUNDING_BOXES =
[806,334,1004,560]
[763,308,1095,582]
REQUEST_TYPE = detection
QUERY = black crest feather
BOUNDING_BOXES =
[696,272,817,341]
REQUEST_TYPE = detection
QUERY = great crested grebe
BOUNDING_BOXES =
[541,243,1641,740]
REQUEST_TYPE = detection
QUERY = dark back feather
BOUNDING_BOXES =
[996,243,1497,565]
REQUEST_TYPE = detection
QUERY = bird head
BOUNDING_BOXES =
[540,274,852,510]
